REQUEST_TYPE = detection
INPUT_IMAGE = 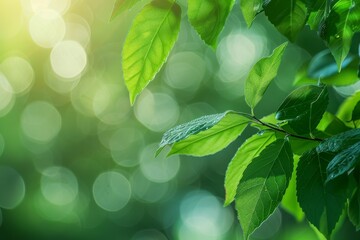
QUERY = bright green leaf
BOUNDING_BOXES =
[187,0,235,48]
[245,42,288,111]
[264,0,308,41]
[111,0,141,20]
[317,112,351,136]
[240,0,263,27]
[297,150,348,238]
[349,188,360,231]
[158,111,251,156]
[352,101,360,121]
[326,142,360,181]
[322,0,360,69]
[236,139,293,239]
[224,132,277,206]
[337,91,360,123]
[122,0,181,104]
[281,155,304,221]
[276,85,329,135]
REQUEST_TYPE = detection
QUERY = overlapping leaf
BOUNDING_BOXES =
[297,150,348,238]
[276,85,329,135]
[240,0,263,27]
[322,0,360,69]
[337,91,360,123]
[245,42,288,111]
[264,0,308,41]
[224,131,277,206]
[236,139,293,239]
[158,111,250,156]
[316,128,360,153]
[187,0,235,48]
[122,0,181,104]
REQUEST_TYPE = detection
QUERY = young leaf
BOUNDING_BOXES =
[111,0,141,20]
[187,0,235,48]
[297,150,348,238]
[158,111,251,156]
[349,188,360,231]
[326,142,360,182]
[240,0,263,27]
[281,155,304,221]
[276,85,329,135]
[264,0,308,41]
[224,131,277,206]
[322,0,360,70]
[236,139,293,239]
[122,0,181,104]
[244,42,288,111]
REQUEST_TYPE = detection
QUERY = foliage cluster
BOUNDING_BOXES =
[112,0,360,239]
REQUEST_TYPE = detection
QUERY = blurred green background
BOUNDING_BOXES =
[0,0,359,239]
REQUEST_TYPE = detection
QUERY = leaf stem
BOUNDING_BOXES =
[251,116,324,142]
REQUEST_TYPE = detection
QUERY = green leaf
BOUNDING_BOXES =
[337,91,360,123]
[297,150,348,238]
[326,142,360,181]
[240,0,263,27]
[281,155,304,221]
[111,0,141,20]
[158,111,251,156]
[349,188,360,231]
[122,0,181,104]
[236,139,293,239]
[300,0,326,11]
[352,101,360,121]
[187,0,235,48]
[224,131,277,206]
[317,112,351,136]
[264,0,308,41]
[322,0,360,69]
[245,42,288,111]
[316,128,360,153]
[307,9,325,30]
[276,85,329,135]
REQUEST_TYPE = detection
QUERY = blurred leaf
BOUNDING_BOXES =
[264,0,308,41]
[111,0,141,20]
[326,142,360,181]
[352,101,360,121]
[276,85,328,135]
[245,42,288,111]
[281,155,304,221]
[322,0,360,70]
[122,0,181,104]
[297,150,347,238]
[236,139,293,239]
[294,51,359,86]
[317,112,351,136]
[188,0,235,48]
[349,188,360,231]
[159,111,251,156]
[224,131,277,206]
[316,128,360,153]
[337,91,360,123]
[307,9,325,30]
[240,0,263,27]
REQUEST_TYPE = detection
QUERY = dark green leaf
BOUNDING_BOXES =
[349,188,360,231]
[240,0,263,27]
[158,111,251,156]
[245,42,288,111]
[326,142,360,181]
[188,0,235,48]
[322,0,360,69]
[307,9,325,30]
[111,0,141,20]
[264,0,308,41]
[316,128,360,153]
[281,155,304,221]
[352,101,360,121]
[236,139,293,239]
[276,85,329,135]
[122,0,181,104]
[297,150,348,237]
[300,0,326,11]
[224,132,277,206]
